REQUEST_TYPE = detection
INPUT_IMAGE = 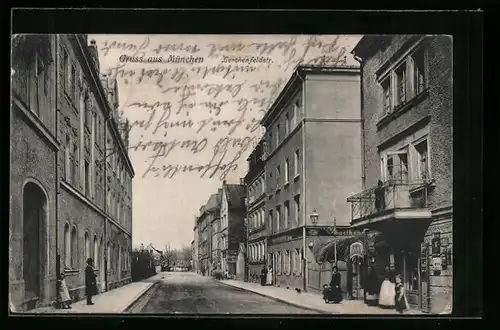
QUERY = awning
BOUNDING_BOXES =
[314,234,367,264]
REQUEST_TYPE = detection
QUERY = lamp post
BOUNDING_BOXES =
[310,209,337,267]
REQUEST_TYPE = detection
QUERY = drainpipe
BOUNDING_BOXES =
[104,116,109,291]
[353,53,366,189]
[55,35,61,307]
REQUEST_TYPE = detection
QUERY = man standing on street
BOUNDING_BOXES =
[85,258,97,305]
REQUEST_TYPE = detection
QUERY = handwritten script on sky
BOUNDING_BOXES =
[91,34,362,249]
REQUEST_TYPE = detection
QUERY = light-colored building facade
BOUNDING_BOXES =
[245,140,268,283]
[196,191,221,275]
[261,65,362,292]
[10,34,134,311]
[348,35,453,314]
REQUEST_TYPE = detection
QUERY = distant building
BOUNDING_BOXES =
[196,190,221,275]
[348,35,453,313]
[192,220,199,273]
[220,181,246,276]
[260,65,362,291]
[10,34,134,311]
[244,139,268,283]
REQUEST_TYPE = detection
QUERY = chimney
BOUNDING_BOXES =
[88,40,100,72]
[222,180,227,186]
[239,178,244,185]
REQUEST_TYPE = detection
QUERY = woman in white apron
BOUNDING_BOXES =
[266,265,273,285]
[378,266,396,308]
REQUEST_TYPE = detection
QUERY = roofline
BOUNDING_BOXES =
[73,34,135,177]
[260,65,360,127]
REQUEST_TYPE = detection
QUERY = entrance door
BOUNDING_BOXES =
[23,182,46,303]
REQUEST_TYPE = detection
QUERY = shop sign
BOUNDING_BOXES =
[349,242,364,259]
[270,235,293,245]
[308,229,319,236]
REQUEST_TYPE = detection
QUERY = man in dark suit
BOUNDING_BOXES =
[85,258,97,305]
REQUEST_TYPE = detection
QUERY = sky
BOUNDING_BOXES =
[89,34,363,250]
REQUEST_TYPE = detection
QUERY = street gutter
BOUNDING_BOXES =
[217,281,331,315]
[122,281,161,313]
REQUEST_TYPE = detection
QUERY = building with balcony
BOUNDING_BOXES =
[348,35,453,314]
[244,139,268,283]
[10,34,134,311]
[220,181,246,276]
[261,65,362,292]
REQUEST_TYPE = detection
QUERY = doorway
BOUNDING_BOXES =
[22,182,47,305]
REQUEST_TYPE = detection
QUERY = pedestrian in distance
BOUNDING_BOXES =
[260,266,267,286]
[324,266,343,303]
[394,274,410,314]
[57,272,72,309]
[374,180,386,212]
[365,266,380,306]
[85,258,97,305]
[266,265,273,285]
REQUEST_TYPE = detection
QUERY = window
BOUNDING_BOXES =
[276,252,282,274]
[381,78,392,114]
[284,158,290,183]
[63,48,69,91]
[93,235,99,269]
[379,46,427,116]
[276,206,281,231]
[276,165,281,186]
[284,201,290,228]
[64,223,71,269]
[381,150,409,182]
[65,135,71,181]
[107,243,111,271]
[269,131,273,151]
[285,113,290,135]
[72,142,79,186]
[412,49,426,95]
[84,232,90,261]
[294,150,300,177]
[395,63,407,105]
[71,65,77,101]
[293,99,301,127]
[276,124,280,146]
[84,160,90,195]
[415,140,429,180]
[28,53,45,115]
[268,211,273,233]
[294,195,301,225]
[286,250,291,275]
[71,226,78,268]
[295,248,302,275]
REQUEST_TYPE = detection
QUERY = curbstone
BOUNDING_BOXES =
[217,280,332,314]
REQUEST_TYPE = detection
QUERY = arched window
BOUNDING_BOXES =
[64,223,71,269]
[71,226,78,268]
[107,242,111,271]
[84,231,90,261]
[93,235,98,269]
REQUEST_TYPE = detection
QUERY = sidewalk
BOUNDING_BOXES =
[219,280,424,315]
[29,273,164,314]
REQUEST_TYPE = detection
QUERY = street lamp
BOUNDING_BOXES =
[310,209,319,225]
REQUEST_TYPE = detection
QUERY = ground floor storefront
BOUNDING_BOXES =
[350,206,453,314]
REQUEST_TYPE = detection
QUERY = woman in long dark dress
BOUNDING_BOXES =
[365,266,379,306]
[329,266,343,303]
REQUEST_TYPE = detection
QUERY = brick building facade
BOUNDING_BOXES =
[348,35,453,314]
[10,34,134,311]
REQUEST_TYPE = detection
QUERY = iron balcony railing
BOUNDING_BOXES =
[347,179,432,223]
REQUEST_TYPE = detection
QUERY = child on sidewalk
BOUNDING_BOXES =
[57,272,72,309]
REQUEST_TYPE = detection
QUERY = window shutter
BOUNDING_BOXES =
[407,56,416,99]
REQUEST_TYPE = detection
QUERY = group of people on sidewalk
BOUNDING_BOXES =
[259,265,274,286]
[363,266,410,313]
[57,258,98,309]
[320,265,409,314]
